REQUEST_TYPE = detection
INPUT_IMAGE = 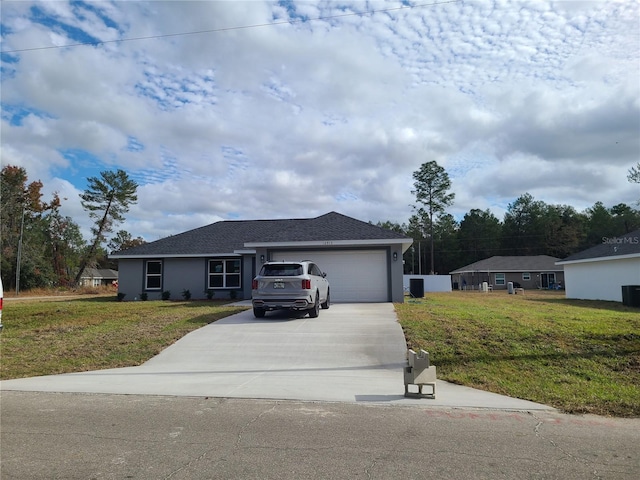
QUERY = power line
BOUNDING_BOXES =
[1,1,459,54]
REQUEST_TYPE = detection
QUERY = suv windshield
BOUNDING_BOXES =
[260,264,303,276]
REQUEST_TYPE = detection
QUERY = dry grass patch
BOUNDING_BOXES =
[395,290,640,417]
[4,285,116,298]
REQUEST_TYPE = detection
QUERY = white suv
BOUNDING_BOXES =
[251,261,330,318]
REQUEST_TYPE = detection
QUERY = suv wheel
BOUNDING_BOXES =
[253,307,266,318]
[321,289,330,309]
[308,292,320,318]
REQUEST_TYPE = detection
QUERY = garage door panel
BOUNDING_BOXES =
[271,250,388,303]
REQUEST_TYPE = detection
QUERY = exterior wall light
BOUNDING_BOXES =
[393,252,398,261]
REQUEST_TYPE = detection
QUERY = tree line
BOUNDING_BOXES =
[1,165,142,292]
[381,161,640,276]
[2,162,638,291]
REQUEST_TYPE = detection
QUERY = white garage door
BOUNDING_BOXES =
[271,250,389,303]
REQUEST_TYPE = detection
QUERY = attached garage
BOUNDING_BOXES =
[271,249,389,302]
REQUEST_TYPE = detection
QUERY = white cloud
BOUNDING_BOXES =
[1,0,638,243]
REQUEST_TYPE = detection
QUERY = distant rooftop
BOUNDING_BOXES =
[450,255,562,274]
[557,229,640,264]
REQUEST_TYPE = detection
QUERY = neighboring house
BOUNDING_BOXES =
[79,268,118,287]
[449,255,564,290]
[109,212,412,303]
[556,229,640,303]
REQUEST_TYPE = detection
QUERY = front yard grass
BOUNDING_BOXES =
[395,290,640,417]
[0,296,248,380]
[2,291,638,417]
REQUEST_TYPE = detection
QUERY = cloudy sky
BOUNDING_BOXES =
[2,0,639,242]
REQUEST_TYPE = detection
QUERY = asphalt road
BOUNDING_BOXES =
[3,303,638,478]
[2,391,639,480]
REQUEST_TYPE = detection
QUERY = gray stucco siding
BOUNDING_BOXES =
[241,255,255,300]
[116,256,252,301]
[389,244,404,302]
[163,258,206,300]
[117,259,145,300]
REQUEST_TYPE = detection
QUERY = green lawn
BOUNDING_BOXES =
[395,290,640,417]
[0,296,248,380]
[2,291,638,417]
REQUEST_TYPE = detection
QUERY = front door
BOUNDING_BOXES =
[541,273,556,289]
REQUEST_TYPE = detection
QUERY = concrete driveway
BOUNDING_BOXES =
[1,303,552,410]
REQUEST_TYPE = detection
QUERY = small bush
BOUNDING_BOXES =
[117,292,126,302]
[181,289,192,300]
[229,290,237,300]
[205,290,215,300]
[162,290,171,301]
[140,293,148,301]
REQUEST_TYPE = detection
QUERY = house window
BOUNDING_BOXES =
[522,272,531,281]
[145,260,162,290]
[208,259,241,289]
[495,273,505,286]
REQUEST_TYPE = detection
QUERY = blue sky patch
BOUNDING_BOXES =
[129,152,182,186]
[1,51,20,64]
[1,104,54,126]
[30,4,101,46]
[1,50,20,79]
[135,69,218,111]
[277,0,310,22]
[71,0,120,32]
[126,136,145,152]
[336,192,359,202]
[59,148,109,189]
[221,146,250,179]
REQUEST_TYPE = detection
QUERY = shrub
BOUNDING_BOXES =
[205,290,215,300]
[181,289,192,300]
[162,290,171,301]
[117,292,126,302]
[140,293,148,301]
[229,290,237,300]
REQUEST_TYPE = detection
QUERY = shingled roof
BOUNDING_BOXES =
[557,229,640,264]
[450,255,563,274]
[110,212,411,258]
[80,268,118,279]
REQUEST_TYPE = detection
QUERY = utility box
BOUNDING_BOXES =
[404,349,436,398]
[622,285,640,307]
[409,278,424,298]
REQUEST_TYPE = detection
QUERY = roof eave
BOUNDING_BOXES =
[450,268,564,274]
[109,252,244,259]
[556,252,640,265]
[244,238,411,250]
